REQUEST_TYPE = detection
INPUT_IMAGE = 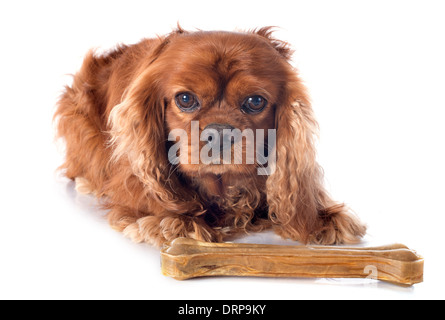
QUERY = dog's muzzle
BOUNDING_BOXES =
[203,123,236,151]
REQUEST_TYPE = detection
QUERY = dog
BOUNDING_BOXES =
[55,27,366,246]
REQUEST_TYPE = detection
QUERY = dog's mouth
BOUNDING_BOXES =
[179,161,257,175]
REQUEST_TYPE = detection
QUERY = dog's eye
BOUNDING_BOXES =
[175,92,200,112]
[241,95,268,114]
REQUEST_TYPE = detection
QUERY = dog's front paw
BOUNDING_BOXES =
[311,207,367,245]
[273,205,366,245]
[123,215,219,247]
[123,216,164,246]
[75,177,96,195]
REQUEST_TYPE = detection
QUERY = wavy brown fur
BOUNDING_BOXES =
[55,27,366,246]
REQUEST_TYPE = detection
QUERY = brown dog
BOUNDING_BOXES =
[55,27,366,246]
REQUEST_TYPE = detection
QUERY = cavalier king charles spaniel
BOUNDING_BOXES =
[55,27,366,246]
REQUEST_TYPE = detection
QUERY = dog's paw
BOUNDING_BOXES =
[311,209,367,245]
[161,216,218,243]
[122,215,219,246]
[123,216,164,246]
[274,205,366,245]
[74,177,96,195]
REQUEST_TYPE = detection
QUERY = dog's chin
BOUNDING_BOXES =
[177,163,260,197]
[178,163,258,177]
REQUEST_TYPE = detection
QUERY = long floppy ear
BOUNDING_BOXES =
[108,36,203,215]
[265,80,321,241]
[266,75,366,244]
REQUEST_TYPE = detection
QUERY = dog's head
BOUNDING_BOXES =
[109,28,322,232]
[162,29,287,178]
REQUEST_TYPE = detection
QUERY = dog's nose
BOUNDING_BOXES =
[203,123,235,150]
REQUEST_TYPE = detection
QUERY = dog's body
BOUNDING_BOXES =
[55,28,366,246]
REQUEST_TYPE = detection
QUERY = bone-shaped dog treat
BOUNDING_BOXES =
[161,238,423,286]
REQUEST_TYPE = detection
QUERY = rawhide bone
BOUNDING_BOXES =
[161,238,423,286]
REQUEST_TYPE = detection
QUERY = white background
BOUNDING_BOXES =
[1,0,444,300]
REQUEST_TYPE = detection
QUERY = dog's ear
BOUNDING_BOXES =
[265,77,324,242]
[265,70,366,244]
[108,36,203,215]
[253,27,294,60]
